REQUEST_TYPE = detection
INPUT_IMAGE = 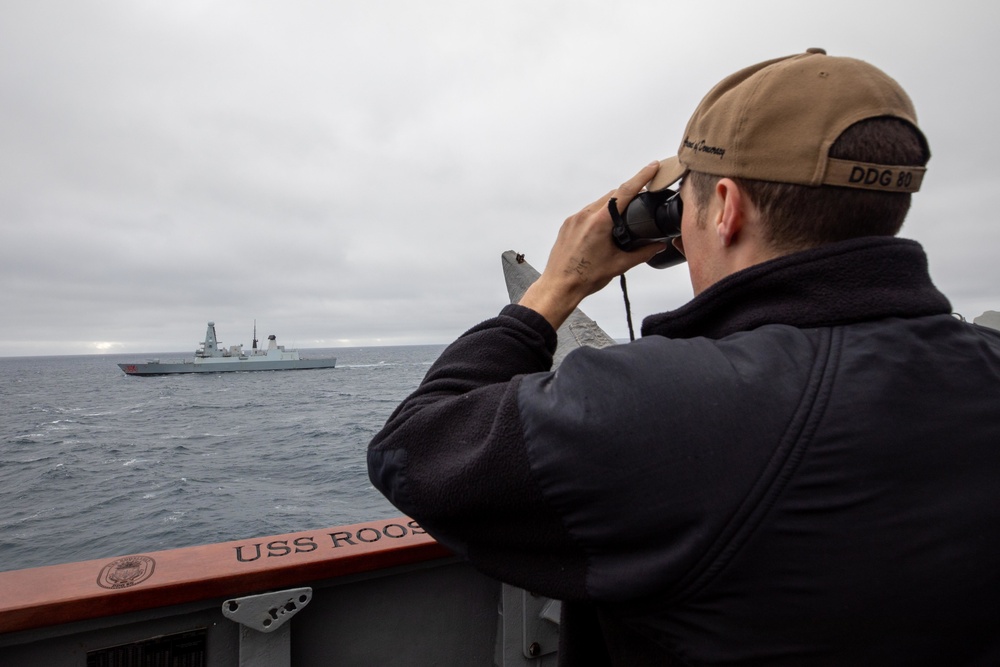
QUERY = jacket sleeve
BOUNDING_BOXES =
[367,304,593,600]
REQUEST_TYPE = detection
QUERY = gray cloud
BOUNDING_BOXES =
[1,1,997,356]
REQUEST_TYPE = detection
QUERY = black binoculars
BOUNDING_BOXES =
[610,189,686,269]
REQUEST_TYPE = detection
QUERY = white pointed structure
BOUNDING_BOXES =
[973,310,1000,331]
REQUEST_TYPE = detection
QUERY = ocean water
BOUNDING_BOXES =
[0,345,445,573]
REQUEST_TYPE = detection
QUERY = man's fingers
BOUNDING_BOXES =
[576,190,616,219]
[614,161,661,204]
[578,161,662,225]
[573,162,661,223]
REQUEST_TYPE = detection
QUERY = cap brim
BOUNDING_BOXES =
[647,155,685,192]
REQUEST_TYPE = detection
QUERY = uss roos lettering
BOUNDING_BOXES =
[234,521,426,562]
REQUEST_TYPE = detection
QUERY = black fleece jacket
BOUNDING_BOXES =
[369,236,1000,666]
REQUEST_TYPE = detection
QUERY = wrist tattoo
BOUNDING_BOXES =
[569,257,591,277]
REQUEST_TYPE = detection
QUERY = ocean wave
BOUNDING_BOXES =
[0,344,444,571]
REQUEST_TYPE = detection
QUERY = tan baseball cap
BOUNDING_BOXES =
[648,48,928,194]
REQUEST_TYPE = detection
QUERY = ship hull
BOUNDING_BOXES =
[118,358,337,375]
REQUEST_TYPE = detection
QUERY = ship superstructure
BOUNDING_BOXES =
[118,321,337,375]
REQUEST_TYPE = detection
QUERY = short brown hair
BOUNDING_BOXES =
[687,117,931,252]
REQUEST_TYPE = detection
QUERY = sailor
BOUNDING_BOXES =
[368,49,1000,665]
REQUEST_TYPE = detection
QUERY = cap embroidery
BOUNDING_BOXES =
[683,137,726,160]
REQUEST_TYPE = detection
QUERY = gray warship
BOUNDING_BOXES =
[118,321,337,375]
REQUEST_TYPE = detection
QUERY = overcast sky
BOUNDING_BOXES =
[1,1,997,357]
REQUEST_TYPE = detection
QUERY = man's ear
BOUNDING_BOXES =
[713,178,746,247]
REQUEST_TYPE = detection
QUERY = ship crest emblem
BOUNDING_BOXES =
[97,555,156,590]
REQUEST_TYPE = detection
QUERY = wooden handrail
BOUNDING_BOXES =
[0,517,451,634]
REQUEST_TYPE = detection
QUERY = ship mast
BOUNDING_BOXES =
[252,320,258,350]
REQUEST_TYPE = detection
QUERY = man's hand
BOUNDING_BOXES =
[518,162,667,330]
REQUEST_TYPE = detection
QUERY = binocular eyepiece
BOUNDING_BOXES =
[610,189,686,269]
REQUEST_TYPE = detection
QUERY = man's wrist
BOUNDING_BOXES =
[518,279,579,331]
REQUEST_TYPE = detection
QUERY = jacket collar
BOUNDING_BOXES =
[641,236,952,340]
